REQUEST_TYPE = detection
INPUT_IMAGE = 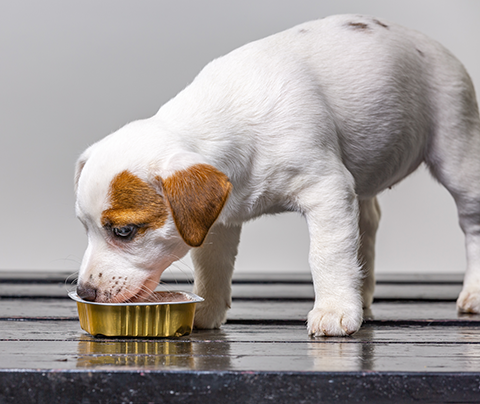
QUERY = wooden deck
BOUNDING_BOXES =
[1,271,480,403]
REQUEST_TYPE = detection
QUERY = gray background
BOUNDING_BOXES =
[1,0,479,278]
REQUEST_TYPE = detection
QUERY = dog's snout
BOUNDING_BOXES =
[77,284,97,301]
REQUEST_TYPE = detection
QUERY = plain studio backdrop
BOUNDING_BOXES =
[1,1,480,279]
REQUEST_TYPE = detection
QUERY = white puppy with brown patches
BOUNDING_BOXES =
[75,14,480,337]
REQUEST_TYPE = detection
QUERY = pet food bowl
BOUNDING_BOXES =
[68,290,203,338]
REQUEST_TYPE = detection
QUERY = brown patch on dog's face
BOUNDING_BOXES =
[161,164,232,247]
[102,171,168,238]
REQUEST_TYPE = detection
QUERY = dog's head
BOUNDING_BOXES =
[74,122,232,303]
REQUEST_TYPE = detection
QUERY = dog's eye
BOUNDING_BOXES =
[112,225,138,240]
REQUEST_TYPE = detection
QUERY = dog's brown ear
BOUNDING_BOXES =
[161,164,232,247]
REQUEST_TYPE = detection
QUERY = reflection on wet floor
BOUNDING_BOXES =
[76,336,196,368]
[71,323,480,373]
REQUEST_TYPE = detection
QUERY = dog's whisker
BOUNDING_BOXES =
[167,265,194,287]
[120,285,143,303]
[66,271,79,284]
[117,289,131,303]
[132,283,157,299]
[155,282,174,293]
[165,255,195,286]
[64,271,80,293]
[142,283,156,294]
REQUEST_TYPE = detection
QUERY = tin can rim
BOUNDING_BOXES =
[68,290,204,306]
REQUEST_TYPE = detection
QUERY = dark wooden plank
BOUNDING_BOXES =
[0,299,79,319]
[2,299,480,325]
[2,321,480,346]
[0,282,464,301]
[3,337,480,373]
[374,272,464,284]
[0,270,465,284]
[229,301,480,324]
[0,271,75,283]
[0,284,76,298]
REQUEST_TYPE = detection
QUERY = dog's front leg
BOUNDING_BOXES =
[191,223,242,329]
[302,178,364,337]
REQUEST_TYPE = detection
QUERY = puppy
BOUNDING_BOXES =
[75,14,480,337]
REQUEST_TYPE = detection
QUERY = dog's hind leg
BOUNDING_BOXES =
[191,223,242,328]
[436,137,480,313]
[432,147,480,313]
[358,197,381,308]
[425,71,480,313]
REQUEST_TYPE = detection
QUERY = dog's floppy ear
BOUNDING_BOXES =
[160,164,232,247]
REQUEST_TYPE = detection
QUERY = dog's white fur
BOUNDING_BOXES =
[75,15,480,336]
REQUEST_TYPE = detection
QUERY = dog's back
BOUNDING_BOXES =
[158,14,477,202]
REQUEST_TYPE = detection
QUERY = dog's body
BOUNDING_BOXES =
[75,15,480,336]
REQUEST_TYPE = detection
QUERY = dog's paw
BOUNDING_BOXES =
[307,305,362,337]
[457,288,480,313]
[193,299,229,329]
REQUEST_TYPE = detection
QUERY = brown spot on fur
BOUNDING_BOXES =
[347,22,370,31]
[417,48,425,57]
[373,19,388,29]
[161,164,232,247]
[102,171,168,235]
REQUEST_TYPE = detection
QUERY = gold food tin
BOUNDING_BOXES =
[69,291,203,338]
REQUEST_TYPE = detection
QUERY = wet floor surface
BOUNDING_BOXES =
[1,271,480,403]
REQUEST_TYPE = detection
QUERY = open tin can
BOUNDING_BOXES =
[69,291,203,338]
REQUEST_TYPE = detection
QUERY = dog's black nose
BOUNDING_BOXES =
[77,284,97,301]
